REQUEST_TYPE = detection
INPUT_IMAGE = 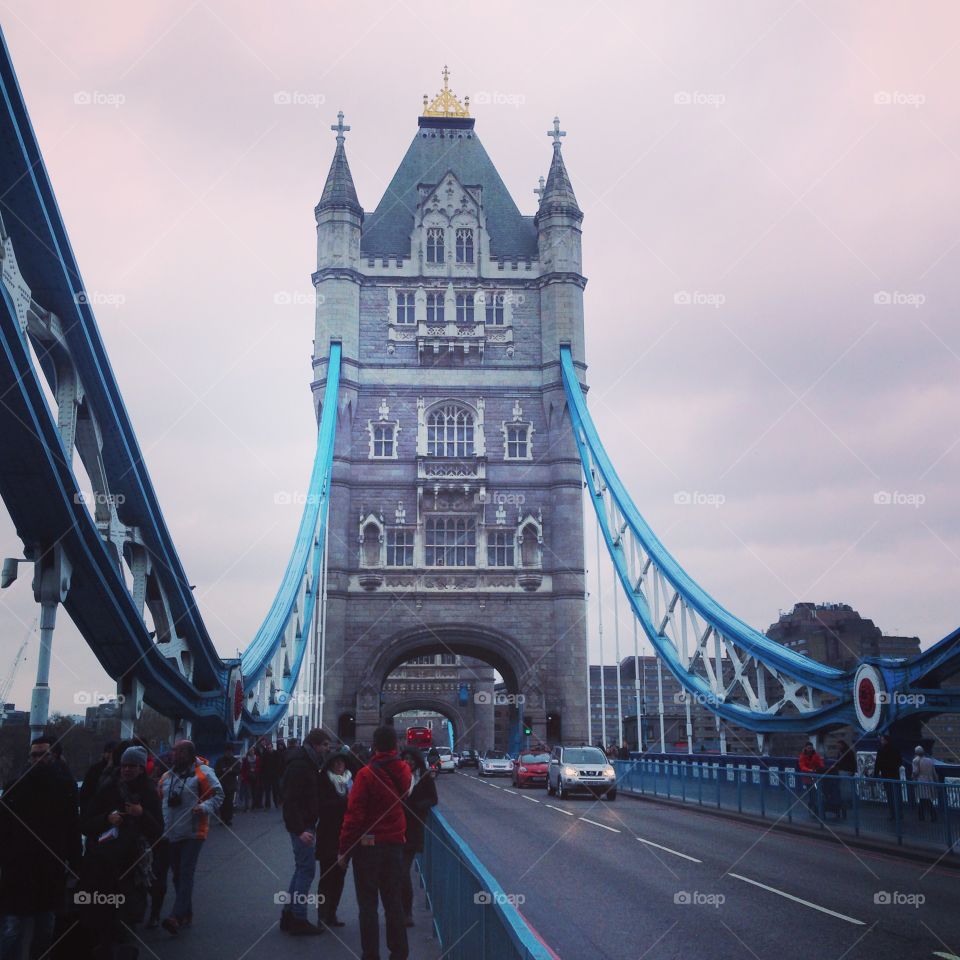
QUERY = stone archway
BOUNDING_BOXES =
[383,696,468,747]
[355,623,543,750]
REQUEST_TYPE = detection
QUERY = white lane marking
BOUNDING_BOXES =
[727,873,865,926]
[503,789,518,795]
[634,836,702,863]
[488,784,501,789]
[522,796,541,803]
[546,804,574,816]
[580,817,620,833]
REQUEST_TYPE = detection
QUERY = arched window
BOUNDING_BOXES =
[455,228,474,263]
[426,292,445,325]
[427,404,475,457]
[426,227,444,263]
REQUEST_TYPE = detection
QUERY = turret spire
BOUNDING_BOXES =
[316,110,362,218]
[536,115,581,222]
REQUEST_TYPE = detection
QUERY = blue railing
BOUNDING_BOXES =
[419,809,554,960]
[614,759,959,854]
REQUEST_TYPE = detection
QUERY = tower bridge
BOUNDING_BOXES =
[0,43,958,764]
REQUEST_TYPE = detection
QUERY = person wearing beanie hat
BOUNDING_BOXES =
[122,745,149,769]
[77,738,164,955]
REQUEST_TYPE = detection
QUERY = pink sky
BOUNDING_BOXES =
[1,1,958,714]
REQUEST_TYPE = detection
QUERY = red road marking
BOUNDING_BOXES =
[516,908,563,960]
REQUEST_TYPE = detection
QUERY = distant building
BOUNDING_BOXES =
[0,703,28,726]
[84,699,122,735]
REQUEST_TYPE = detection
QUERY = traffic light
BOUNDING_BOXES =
[523,721,532,736]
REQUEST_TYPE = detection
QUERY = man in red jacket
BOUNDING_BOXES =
[338,725,412,960]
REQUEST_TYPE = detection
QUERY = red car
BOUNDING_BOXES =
[512,751,550,788]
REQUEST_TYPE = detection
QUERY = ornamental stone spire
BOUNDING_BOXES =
[316,110,362,218]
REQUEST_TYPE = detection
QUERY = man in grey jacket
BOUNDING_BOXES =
[158,740,223,935]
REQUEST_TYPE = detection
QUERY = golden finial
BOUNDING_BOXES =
[421,65,470,118]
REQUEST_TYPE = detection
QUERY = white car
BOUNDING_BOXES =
[436,749,457,772]
[479,750,513,777]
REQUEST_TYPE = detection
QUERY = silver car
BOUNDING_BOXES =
[547,746,617,800]
[478,750,513,777]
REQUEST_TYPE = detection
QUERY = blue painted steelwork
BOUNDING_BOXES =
[0,29,340,740]
[420,809,555,960]
[560,346,960,734]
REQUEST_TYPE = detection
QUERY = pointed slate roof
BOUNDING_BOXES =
[360,119,537,259]
[317,138,362,218]
[536,122,581,223]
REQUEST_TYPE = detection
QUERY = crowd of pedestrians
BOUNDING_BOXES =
[0,725,444,958]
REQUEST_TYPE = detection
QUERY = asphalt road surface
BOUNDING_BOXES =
[438,768,960,960]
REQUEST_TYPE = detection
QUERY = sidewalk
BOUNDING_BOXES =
[135,810,441,960]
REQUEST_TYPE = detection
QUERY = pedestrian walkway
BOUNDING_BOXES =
[133,811,441,959]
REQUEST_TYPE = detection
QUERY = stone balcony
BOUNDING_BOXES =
[387,320,514,360]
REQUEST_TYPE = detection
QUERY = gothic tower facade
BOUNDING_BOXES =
[311,74,588,748]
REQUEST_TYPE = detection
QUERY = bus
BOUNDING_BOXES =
[406,726,433,748]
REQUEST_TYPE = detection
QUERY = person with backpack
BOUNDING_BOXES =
[338,725,412,960]
[157,741,223,936]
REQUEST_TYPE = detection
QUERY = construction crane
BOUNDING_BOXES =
[0,618,35,721]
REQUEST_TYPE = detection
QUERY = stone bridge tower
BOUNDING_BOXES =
[311,71,588,748]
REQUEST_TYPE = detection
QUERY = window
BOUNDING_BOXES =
[456,293,474,324]
[487,529,515,567]
[427,227,444,263]
[396,291,415,325]
[425,516,476,566]
[426,292,445,325]
[485,292,505,325]
[455,228,474,263]
[440,653,457,665]
[386,528,414,566]
[506,425,529,459]
[427,404,474,457]
[372,424,396,458]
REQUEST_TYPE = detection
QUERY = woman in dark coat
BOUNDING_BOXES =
[78,745,164,954]
[314,751,362,927]
[399,748,438,927]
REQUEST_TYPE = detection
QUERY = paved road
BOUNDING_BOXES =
[438,769,960,960]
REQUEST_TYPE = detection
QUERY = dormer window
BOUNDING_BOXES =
[427,403,475,457]
[426,292,445,324]
[455,293,474,324]
[427,227,444,263]
[396,291,415,325]
[455,228,474,263]
[485,293,505,325]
